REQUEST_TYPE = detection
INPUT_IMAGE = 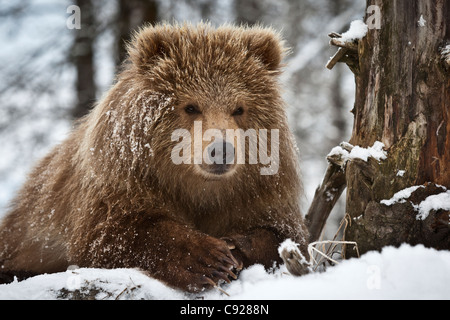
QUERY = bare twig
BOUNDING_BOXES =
[217,287,230,297]
[326,32,360,72]
[327,47,349,70]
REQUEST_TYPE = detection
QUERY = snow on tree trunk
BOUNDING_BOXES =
[342,0,450,255]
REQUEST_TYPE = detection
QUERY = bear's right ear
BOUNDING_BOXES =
[126,25,170,69]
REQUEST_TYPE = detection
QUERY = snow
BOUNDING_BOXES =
[328,146,348,158]
[1,245,449,300]
[442,45,450,65]
[380,185,449,221]
[340,20,368,42]
[397,170,406,177]
[348,141,387,162]
[380,186,424,206]
[415,191,450,221]
[328,141,387,163]
[0,268,185,300]
[443,45,450,56]
[418,15,427,27]
[278,239,309,266]
[278,239,300,256]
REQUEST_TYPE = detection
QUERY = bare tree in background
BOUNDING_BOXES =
[116,0,159,67]
[185,0,214,21]
[330,0,350,145]
[71,0,97,119]
[69,0,159,119]
[234,0,264,25]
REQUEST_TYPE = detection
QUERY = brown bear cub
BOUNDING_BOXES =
[0,23,309,292]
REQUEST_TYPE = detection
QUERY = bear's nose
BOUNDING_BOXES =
[207,141,235,165]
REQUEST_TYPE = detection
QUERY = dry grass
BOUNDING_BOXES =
[307,214,360,271]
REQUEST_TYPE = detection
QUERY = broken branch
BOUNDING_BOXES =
[326,32,360,73]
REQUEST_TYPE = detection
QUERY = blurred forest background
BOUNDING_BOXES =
[0,0,365,236]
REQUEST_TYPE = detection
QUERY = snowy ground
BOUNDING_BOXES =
[1,244,449,300]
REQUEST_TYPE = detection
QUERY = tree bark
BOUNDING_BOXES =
[342,0,450,255]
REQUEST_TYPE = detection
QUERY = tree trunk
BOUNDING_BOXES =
[234,0,264,26]
[343,0,450,255]
[116,0,159,68]
[71,0,97,119]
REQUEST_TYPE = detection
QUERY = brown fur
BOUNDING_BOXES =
[0,23,309,292]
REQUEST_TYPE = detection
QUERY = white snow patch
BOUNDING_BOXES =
[1,245,449,300]
[348,141,387,162]
[381,185,424,206]
[340,20,369,42]
[381,185,449,221]
[0,268,185,300]
[225,245,450,300]
[442,45,450,64]
[278,239,299,256]
[278,239,309,265]
[443,45,450,56]
[396,170,406,177]
[328,145,349,158]
[415,191,450,221]
[328,141,387,164]
[418,15,427,27]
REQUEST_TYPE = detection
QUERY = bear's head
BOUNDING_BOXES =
[81,23,300,212]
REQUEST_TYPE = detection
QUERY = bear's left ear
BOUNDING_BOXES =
[126,25,171,70]
[244,28,286,72]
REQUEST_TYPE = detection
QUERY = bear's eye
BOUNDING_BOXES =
[184,104,201,115]
[232,107,244,116]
